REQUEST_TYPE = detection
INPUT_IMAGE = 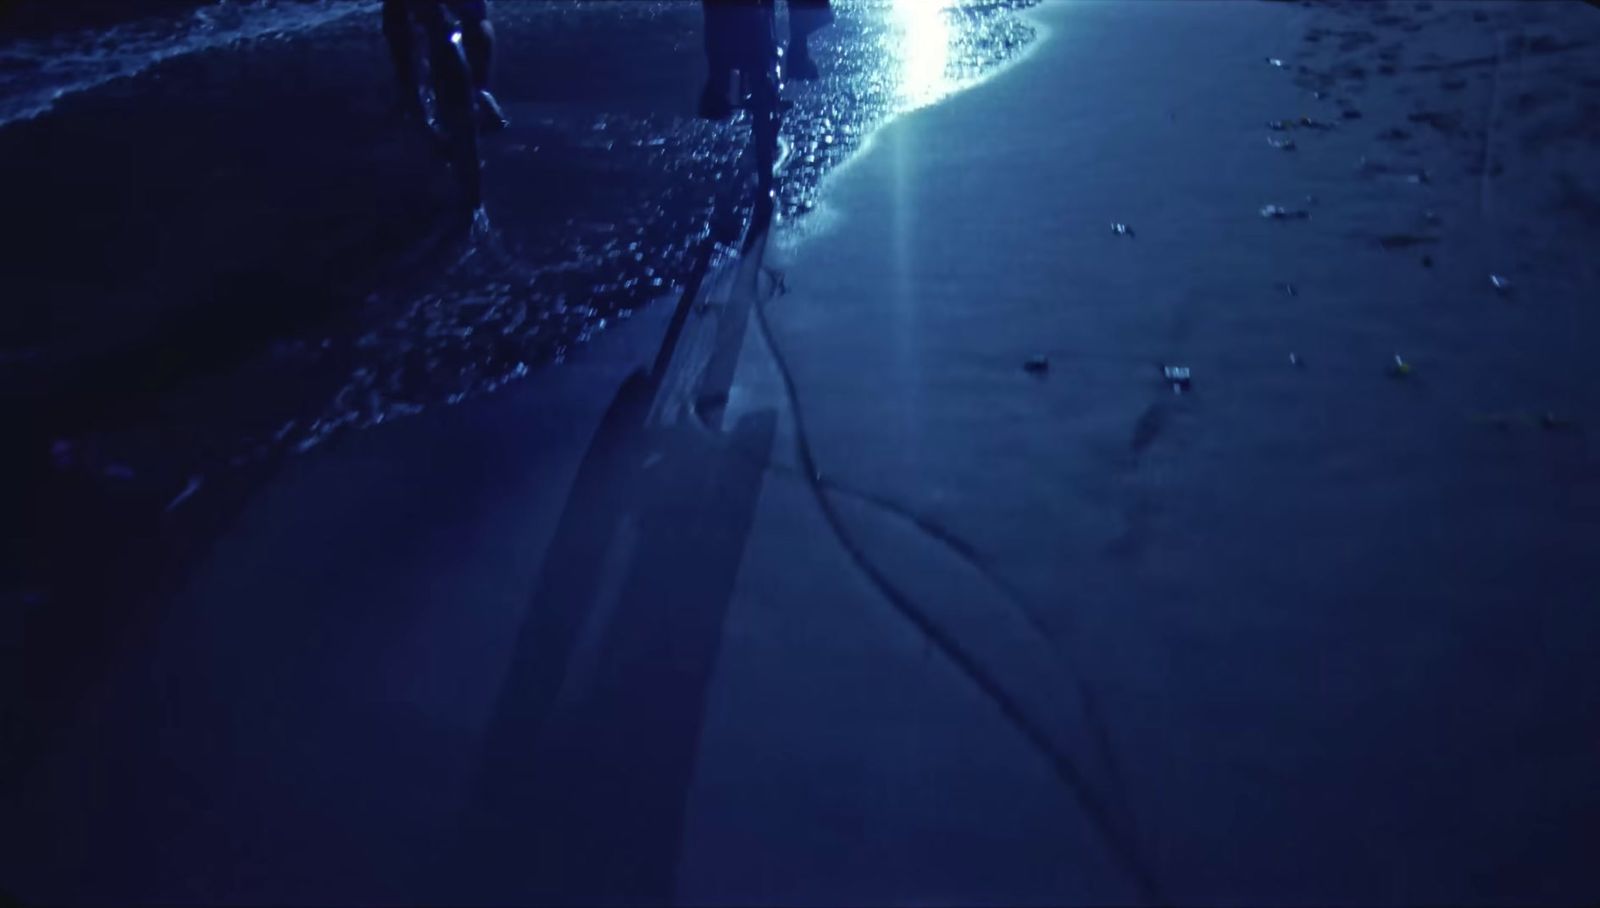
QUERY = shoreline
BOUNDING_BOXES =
[6,0,1600,902]
[730,0,1600,900]
[4,0,1047,749]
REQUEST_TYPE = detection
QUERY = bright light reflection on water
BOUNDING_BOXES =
[890,0,955,109]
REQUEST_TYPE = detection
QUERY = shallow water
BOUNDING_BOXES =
[5,0,1041,518]
[302,0,1042,455]
[0,0,379,126]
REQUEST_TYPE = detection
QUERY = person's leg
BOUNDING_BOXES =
[453,0,493,88]
[787,31,816,81]
[421,4,483,206]
[699,3,737,120]
[786,0,832,81]
[450,0,509,128]
[382,0,425,118]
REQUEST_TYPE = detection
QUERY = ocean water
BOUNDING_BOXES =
[5,0,1041,515]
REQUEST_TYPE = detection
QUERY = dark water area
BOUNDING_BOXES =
[0,0,217,36]
[2,1,1039,615]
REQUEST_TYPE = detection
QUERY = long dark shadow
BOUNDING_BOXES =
[448,358,776,903]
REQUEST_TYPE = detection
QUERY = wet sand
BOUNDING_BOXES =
[4,0,1598,902]
[733,0,1600,901]
[2,0,1040,822]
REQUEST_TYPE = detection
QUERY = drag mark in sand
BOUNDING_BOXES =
[738,265,1162,903]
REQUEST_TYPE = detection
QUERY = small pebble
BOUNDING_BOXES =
[1162,365,1192,393]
